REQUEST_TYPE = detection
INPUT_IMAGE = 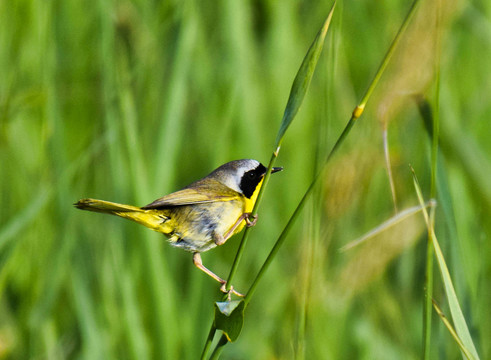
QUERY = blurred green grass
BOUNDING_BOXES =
[1,0,490,359]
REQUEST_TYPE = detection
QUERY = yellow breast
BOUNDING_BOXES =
[231,177,264,235]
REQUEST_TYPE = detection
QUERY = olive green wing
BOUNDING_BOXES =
[142,180,241,209]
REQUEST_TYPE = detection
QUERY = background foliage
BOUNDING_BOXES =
[1,0,490,359]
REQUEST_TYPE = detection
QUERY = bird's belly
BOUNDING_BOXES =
[165,200,243,253]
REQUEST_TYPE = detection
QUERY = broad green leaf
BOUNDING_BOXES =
[274,2,335,148]
[214,300,246,342]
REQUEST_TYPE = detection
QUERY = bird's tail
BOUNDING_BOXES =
[75,198,141,213]
[74,198,170,233]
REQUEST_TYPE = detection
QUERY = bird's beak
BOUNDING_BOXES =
[271,167,283,173]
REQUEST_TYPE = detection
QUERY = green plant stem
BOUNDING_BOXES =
[424,3,441,358]
[423,228,434,360]
[206,154,281,359]
[201,323,217,360]
[224,152,279,293]
[209,335,228,360]
[358,0,420,110]
[412,171,480,360]
[246,114,354,303]
[202,154,279,360]
[210,106,358,355]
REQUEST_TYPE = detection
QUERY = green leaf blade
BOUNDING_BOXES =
[275,2,336,148]
[433,239,480,360]
[214,300,246,342]
[412,170,480,360]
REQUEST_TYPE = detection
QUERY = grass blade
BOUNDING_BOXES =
[274,2,336,149]
[432,299,476,360]
[340,202,433,252]
[412,169,480,360]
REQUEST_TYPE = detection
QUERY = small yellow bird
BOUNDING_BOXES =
[75,159,282,294]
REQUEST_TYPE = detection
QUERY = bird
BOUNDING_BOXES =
[74,159,282,295]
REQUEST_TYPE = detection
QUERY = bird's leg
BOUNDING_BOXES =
[222,213,259,242]
[192,252,225,283]
[192,253,244,297]
[213,232,227,246]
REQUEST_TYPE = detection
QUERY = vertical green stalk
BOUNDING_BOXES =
[224,152,279,292]
[200,322,217,360]
[423,227,434,360]
[413,171,480,360]
[356,0,421,119]
[209,336,228,360]
[424,2,441,358]
[383,125,398,212]
[245,106,356,303]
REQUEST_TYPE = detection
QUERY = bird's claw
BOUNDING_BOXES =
[220,283,244,299]
[245,213,258,227]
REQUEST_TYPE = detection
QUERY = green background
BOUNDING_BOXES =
[1,0,490,358]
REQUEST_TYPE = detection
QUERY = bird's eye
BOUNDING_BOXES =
[245,170,257,180]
